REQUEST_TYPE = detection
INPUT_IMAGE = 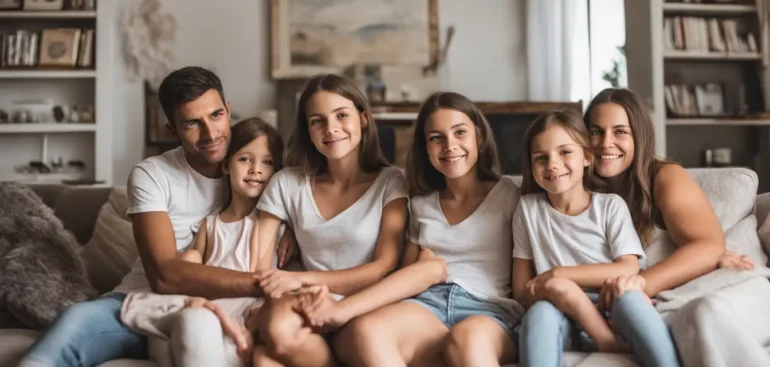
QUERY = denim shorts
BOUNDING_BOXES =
[404,283,519,343]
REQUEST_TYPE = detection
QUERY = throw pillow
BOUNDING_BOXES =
[80,187,139,294]
[0,182,98,329]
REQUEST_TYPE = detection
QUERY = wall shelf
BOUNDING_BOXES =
[0,123,97,133]
[663,51,761,61]
[0,69,96,79]
[662,3,757,16]
[0,11,96,19]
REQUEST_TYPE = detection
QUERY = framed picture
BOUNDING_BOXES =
[39,28,81,67]
[0,0,21,10]
[144,83,178,147]
[23,0,63,10]
[270,0,438,79]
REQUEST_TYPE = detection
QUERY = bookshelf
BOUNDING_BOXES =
[0,0,112,185]
[627,0,770,192]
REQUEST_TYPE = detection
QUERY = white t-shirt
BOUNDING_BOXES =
[512,192,645,275]
[256,166,408,271]
[113,147,227,293]
[409,176,524,315]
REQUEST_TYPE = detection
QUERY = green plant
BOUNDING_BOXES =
[602,45,626,88]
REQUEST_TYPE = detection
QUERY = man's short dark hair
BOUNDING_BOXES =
[158,66,226,125]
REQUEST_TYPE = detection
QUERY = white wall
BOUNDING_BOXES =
[437,0,527,101]
[111,0,526,185]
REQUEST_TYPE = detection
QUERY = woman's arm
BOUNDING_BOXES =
[261,198,408,298]
[641,164,726,296]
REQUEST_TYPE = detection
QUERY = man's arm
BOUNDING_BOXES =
[132,212,264,298]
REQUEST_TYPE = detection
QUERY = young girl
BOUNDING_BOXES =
[296,91,524,367]
[512,109,649,366]
[120,118,286,367]
[250,73,409,366]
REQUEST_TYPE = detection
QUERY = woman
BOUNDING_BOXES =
[584,88,770,366]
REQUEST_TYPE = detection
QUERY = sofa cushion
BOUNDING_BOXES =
[53,186,113,245]
[644,168,759,267]
[686,168,757,232]
[80,188,139,295]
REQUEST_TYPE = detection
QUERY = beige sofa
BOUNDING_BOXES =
[1,167,769,367]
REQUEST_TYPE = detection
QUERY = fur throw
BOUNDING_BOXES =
[0,182,97,329]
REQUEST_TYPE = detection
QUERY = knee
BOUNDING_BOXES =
[173,308,222,349]
[543,277,581,308]
[522,301,563,330]
[443,323,478,364]
[334,314,382,362]
[261,302,306,359]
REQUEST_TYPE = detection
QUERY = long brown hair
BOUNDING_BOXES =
[584,88,673,245]
[406,92,500,196]
[285,74,389,177]
[521,109,599,195]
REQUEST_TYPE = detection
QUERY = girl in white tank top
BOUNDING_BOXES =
[121,118,294,367]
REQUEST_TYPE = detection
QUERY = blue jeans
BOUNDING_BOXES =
[404,283,519,342]
[20,293,147,367]
[518,291,680,367]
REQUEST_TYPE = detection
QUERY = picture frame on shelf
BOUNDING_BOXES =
[23,0,63,11]
[144,83,178,147]
[39,28,81,67]
[695,83,725,117]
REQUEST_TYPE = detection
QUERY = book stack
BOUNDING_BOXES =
[663,16,757,54]
[0,28,95,68]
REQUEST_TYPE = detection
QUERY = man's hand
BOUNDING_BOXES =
[259,269,308,299]
[276,228,299,269]
[598,275,651,311]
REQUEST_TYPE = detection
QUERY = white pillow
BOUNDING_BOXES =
[79,188,138,294]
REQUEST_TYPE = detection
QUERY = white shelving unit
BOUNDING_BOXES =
[0,10,96,19]
[0,2,113,185]
[626,0,770,192]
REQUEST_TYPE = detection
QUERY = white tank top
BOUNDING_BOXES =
[203,213,256,272]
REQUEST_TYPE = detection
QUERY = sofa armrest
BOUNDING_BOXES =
[757,193,770,229]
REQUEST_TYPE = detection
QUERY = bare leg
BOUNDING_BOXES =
[444,316,516,367]
[258,296,336,367]
[544,277,625,352]
[333,302,448,367]
[252,345,285,367]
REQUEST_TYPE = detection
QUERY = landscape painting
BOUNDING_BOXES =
[271,0,437,79]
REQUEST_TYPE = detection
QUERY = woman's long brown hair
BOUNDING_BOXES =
[584,88,674,245]
[286,74,389,177]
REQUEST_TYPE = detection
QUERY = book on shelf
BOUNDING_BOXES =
[665,83,730,117]
[0,28,94,69]
[663,16,757,54]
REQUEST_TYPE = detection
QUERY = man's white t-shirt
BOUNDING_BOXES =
[113,147,226,293]
[512,192,645,276]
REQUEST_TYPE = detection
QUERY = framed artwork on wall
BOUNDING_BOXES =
[269,0,438,79]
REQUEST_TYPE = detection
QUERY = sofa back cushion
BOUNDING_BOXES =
[79,187,138,294]
[645,167,761,267]
[29,184,112,245]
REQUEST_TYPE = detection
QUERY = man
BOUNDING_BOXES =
[21,66,272,367]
